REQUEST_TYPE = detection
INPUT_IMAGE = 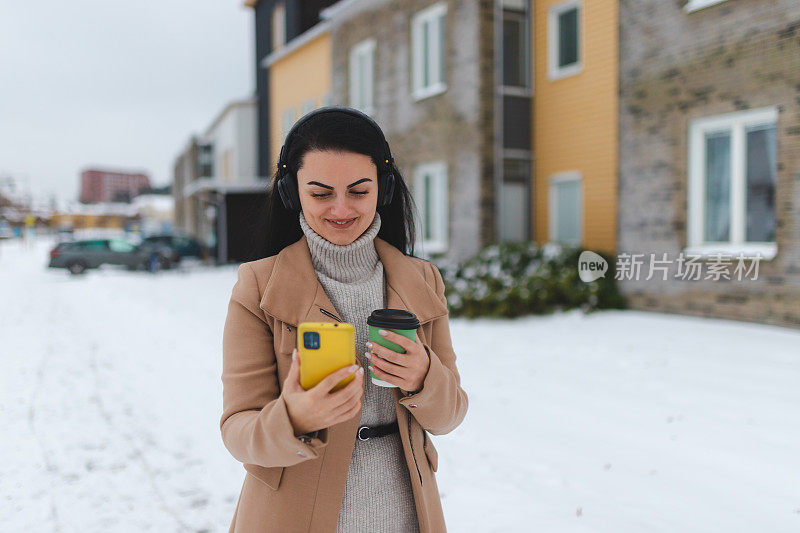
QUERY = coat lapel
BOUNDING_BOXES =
[258,234,448,326]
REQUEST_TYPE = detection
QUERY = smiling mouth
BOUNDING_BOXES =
[327,217,357,227]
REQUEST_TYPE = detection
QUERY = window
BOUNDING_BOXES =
[684,0,729,13]
[549,172,582,245]
[80,240,109,251]
[301,99,316,118]
[547,0,582,80]
[108,240,136,253]
[500,158,531,241]
[272,2,286,51]
[349,39,375,115]
[411,2,447,101]
[502,1,529,88]
[197,143,214,178]
[413,161,448,254]
[281,108,296,140]
[687,106,778,258]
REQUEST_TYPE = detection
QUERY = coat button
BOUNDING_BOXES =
[409,404,418,408]
[297,451,305,456]
[286,325,291,331]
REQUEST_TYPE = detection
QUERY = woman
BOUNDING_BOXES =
[220,106,468,532]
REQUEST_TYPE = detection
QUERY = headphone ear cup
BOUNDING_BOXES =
[277,173,301,210]
[381,172,395,206]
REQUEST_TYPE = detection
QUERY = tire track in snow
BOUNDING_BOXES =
[88,344,193,532]
[27,342,62,532]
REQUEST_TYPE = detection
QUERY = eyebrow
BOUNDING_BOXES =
[305,178,372,190]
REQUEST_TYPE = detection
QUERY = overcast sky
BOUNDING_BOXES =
[0,0,253,204]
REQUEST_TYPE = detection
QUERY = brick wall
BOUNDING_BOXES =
[618,0,800,328]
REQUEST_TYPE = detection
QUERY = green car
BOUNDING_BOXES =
[48,238,174,275]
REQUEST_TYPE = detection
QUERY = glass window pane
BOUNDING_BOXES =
[358,53,366,108]
[745,124,777,242]
[422,20,430,87]
[109,240,135,253]
[704,130,731,242]
[503,15,524,86]
[558,8,578,68]
[555,180,580,244]
[83,240,108,250]
[502,0,527,10]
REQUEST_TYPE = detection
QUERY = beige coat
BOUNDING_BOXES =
[220,234,469,532]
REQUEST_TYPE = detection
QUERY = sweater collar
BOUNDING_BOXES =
[298,210,382,283]
[258,234,449,328]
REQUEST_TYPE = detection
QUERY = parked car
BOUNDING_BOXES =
[0,221,13,240]
[48,238,174,275]
[140,234,205,261]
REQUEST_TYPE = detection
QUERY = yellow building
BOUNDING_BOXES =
[263,16,333,173]
[532,0,618,254]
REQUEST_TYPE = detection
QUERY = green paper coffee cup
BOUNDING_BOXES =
[366,309,420,388]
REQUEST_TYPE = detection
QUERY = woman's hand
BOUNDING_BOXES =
[365,329,430,394]
[282,348,365,436]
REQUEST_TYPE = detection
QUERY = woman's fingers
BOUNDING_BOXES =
[312,363,360,395]
[328,368,364,407]
[283,348,301,392]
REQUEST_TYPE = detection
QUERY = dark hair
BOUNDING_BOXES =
[252,110,419,259]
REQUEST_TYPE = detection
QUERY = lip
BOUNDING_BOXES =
[326,217,357,229]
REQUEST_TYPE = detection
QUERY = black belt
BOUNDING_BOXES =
[357,421,399,441]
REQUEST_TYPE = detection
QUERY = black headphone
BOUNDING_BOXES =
[275,105,396,211]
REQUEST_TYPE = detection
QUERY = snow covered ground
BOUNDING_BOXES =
[2,235,799,532]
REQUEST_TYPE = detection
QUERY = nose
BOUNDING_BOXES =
[329,195,354,218]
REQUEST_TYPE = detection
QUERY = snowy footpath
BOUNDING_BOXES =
[1,236,799,532]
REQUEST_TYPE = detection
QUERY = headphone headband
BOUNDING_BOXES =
[275,105,396,211]
[277,105,394,172]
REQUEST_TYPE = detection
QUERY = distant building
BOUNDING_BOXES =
[50,202,139,231]
[79,168,151,204]
[174,98,266,263]
[247,0,339,177]
[133,194,174,235]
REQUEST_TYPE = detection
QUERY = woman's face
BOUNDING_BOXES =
[296,149,379,246]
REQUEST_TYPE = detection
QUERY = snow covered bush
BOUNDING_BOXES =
[434,242,626,318]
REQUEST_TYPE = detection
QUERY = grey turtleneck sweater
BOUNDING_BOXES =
[298,210,420,533]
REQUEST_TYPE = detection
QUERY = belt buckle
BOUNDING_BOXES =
[358,426,370,441]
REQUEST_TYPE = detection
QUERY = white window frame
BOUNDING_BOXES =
[413,161,449,254]
[684,0,729,13]
[686,106,778,259]
[501,0,531,91]
[411,2,447,101]
[349,38,376,116]
[547,0,582,81]
[301,99,316,117]
[281,108,295,140]
[548,171,583,245]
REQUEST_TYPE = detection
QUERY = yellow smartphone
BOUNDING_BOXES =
[297,321,357,392]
